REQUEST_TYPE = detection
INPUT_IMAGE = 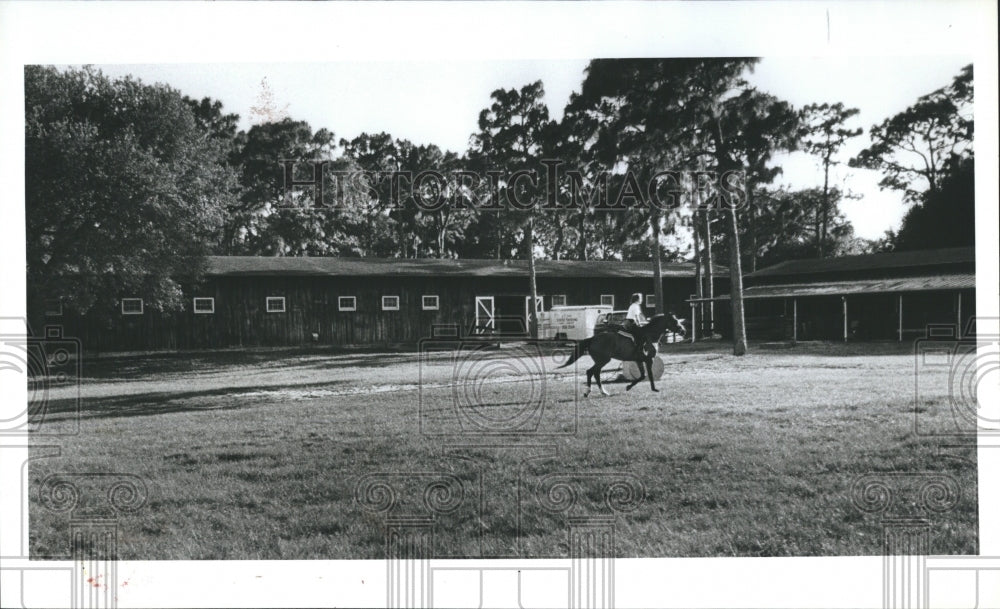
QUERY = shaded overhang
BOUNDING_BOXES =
[687,273,976,303]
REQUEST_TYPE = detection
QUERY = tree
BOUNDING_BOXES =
[891,156,975,251]
[469,81,554,337]
[248,77,290,125]
[25,66,238,326]
[574,59,710,314]
[550,90,635,261]
[800,102,862,257]
[850,64,973,203]
[228,119,369,256]
[721,88,800,272]
[184,95,240,145]
[721,186,855,268]
[677,59,763,356]
[571,58,798,354]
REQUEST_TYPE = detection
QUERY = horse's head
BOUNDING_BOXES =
[646,312,687,339]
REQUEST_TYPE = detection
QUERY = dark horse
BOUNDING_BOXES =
[558,313,686,396]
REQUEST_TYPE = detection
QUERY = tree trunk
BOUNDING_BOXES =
[820,161,829,257]
[577,208,588,261]
[713,117,747,356]
[496,210,502,260]
[650,210,664,315]
[814,207,822,258]
[698,187,715,335]
[727,201,748,356]
[553,211,564,260]
[748,197,757,273]
[692,210,703,296]
[526,216,539,339]
[692,207,703,339]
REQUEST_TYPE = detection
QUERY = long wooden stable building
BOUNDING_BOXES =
[51,257,722,352]
[691,246,977,341]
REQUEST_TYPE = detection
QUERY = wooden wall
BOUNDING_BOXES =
[46,273,703,352]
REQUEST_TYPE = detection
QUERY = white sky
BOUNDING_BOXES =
[93,57,969,241]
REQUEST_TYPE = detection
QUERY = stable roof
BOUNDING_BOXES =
[205,256,723,279]
[688,273,976,302]
[746,247,974,279]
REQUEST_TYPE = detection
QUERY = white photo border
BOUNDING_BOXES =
[1,1,996,608]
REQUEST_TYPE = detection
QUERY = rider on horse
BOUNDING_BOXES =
[624,293,655,359]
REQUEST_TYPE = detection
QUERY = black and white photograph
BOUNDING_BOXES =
[1,2,998,608]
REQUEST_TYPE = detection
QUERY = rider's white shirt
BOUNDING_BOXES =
[626,302,645,324]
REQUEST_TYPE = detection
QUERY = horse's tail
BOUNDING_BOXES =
[557,337,593,369]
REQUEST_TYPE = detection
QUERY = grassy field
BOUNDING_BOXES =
[29,340,978,559]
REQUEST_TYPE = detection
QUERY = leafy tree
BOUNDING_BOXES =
[228,119,368,256]
[574,59,713,313]
[723,186,855,268]
[672,58,762,355]
[572,58,800,353]
[546,91,627,261]
[891,156,975,251]
[721,88,801,272]
[25,66,238,326]
[469,81,555,337]
[850,64,973,203]
[184,96,240,145]
[414,151,478,258]
[340,132,412,257]
[799,102,862,257]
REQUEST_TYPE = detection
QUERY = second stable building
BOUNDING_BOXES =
[58,256,723,352]
[690,247,976,341]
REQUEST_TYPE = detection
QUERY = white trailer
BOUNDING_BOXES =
[539,305,612,340]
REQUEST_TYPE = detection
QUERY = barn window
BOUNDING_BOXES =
[193,297,215,314]
[266,297,286,313]
[338,296,356,311]
[382,295,400,311]
[600,294,615,307]
[121,298,143,315]
[422,295,439,310]
[44,298,63,316]
[645,294,656,308]
[551,295,567,307]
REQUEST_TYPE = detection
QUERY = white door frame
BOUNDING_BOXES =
[475,296,495,333]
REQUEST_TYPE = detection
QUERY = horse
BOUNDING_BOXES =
[557,313,686,396]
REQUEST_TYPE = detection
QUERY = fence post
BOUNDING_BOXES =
[792,298,797,343]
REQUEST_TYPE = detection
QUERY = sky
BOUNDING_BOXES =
[94,57,971,240]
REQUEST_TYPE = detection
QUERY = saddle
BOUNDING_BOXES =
[616,330,636,342]
[617,330,656,358]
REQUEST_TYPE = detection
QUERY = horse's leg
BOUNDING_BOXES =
[592,357,610,396]
[646,359,658,392]
[583,367,592,397]
[626,358,646,391]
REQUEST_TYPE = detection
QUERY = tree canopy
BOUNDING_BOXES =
[25,61,975,349]
[25,66,238,322]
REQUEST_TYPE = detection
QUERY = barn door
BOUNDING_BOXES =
[475,296,495,334]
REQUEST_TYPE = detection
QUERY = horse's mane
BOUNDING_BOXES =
[641,314,671,338]
[642,313,673,340]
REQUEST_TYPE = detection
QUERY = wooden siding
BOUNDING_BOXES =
[47,274,705,352]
